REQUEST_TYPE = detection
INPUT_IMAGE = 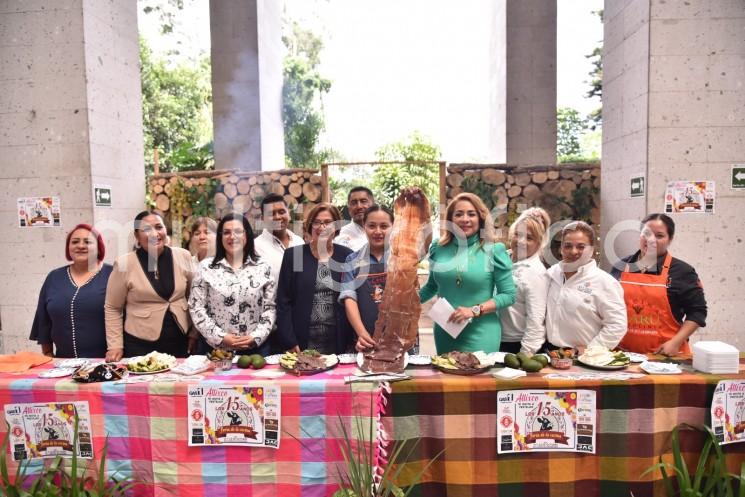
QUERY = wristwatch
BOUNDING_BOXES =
[471,304,482,317]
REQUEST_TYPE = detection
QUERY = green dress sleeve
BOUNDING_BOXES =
[419,240,440,303]
[490,242,517,309]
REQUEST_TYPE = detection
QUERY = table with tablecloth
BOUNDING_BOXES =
[379,361,745,497]
[0,363,381,497]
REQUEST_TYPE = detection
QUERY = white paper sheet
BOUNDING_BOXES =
[427,297,470,339]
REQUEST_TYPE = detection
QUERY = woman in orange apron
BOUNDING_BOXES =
[612,213,707,355]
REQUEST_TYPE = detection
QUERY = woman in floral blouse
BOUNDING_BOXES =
[189,214,276,355]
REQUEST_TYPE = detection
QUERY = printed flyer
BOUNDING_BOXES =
[664,181,715,213]
[3,402,93,461]
[711,380,745,445]
[497,390,596,454]
[187,384,280,448]
[17,196,61,227]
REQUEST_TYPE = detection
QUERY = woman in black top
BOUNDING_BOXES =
[611,213,707,355]
[275,203,353,354]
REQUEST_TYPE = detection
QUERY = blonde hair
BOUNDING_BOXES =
[439,193,494,247]
[561,220,596,246]
[508,207,551,249]
[303,203,342,237]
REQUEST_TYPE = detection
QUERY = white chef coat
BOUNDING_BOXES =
[499,253,548,354]
[545,259,627,350]
[254,229,305,283]
[336,221,368,252]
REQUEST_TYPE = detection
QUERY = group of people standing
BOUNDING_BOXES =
[30,185,707,361]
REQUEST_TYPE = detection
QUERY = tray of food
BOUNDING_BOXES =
[279,349,338,376]
[126,352,177,374]
[577,346,630,370]
[431,351,492,375]
[72,362,128,382]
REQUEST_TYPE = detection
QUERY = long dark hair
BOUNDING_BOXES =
[211,214,258,268]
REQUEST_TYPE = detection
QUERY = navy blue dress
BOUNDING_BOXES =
[30,264,113,358]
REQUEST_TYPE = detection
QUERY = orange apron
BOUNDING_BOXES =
[618,253,688,354]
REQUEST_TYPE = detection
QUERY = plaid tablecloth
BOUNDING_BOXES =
[0,363,379,497]
[380,361,745,497]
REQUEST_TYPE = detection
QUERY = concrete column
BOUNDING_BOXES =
[209,0,284,171]
[0,0,144,352]
[490,0,557,165]
[601,0,745,347]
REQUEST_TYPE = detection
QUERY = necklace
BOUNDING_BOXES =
[454,243,479,287]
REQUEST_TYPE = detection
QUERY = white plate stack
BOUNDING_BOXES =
[692,341,740,374]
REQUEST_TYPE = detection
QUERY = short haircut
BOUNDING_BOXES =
[561,220,596,246]
[260,193,286,210]
[363,204,394,224]
[65,223,106,262]
[642,212,675,239]
[347,186,374,202]
[303,203,342,236]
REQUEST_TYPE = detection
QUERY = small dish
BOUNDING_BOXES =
[58,359,88,369]
[407,354,431,366]
[263,354,282,366]
[39,367,77,378]
[640,361,682,375]
[356,352,409,370]
[337,353,357,365]
[625,352,649,363]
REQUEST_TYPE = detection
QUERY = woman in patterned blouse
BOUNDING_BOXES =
[189,214,276,355]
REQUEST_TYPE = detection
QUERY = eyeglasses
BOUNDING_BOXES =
[223,229,246,237]
[311,220,334,228]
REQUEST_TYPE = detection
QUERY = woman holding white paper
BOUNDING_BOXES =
[419,193,516,353]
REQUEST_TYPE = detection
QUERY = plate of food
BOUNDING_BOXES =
[126,352,177,374]
[72,362,128,382]
[431,351,492,375]
[280,349,338,376]
[39,367,77,378]
[577,346,630,370]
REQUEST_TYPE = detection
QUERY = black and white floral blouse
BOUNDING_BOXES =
[188,256,276,348]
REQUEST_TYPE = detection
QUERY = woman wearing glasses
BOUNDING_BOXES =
[274,203,354,354]
[189,214,276,356]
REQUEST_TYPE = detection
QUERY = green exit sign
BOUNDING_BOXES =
[733,165,745,189]
[630,176,645,197]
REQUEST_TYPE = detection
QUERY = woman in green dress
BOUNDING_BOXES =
[420,193,516,353]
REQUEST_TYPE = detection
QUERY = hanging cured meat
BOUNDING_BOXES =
[360,187,432,373]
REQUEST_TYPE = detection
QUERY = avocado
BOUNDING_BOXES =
[522,359,543,372]
[516,352,530,365]
[237,355,252,369]
[504,354,521,369]
[250,354,266,369]
[533,355,549,367]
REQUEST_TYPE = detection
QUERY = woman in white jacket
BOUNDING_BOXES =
[545,221,627,351]
[500,208,550,355]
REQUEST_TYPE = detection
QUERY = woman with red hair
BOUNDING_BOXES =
[30,223,112,358]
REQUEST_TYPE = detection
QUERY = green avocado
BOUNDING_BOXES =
[250,354,266,369]
[237,355,252,369]
[504,354,521,369]
[521,359,543,372]
[533,355,549,367]
[516,352,530,365]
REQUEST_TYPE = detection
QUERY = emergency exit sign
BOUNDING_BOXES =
[733,165,745,189]
[630,175,645,197]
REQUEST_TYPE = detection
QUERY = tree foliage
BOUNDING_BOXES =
[282,22,333,168]
[372,132,441,208]
[140,37,213,174]
[140,0,186,35]
[585,9,603,129]
[557,107,589,161]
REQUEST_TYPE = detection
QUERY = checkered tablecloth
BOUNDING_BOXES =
[380,361,745,497]
[0,363,379,497]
